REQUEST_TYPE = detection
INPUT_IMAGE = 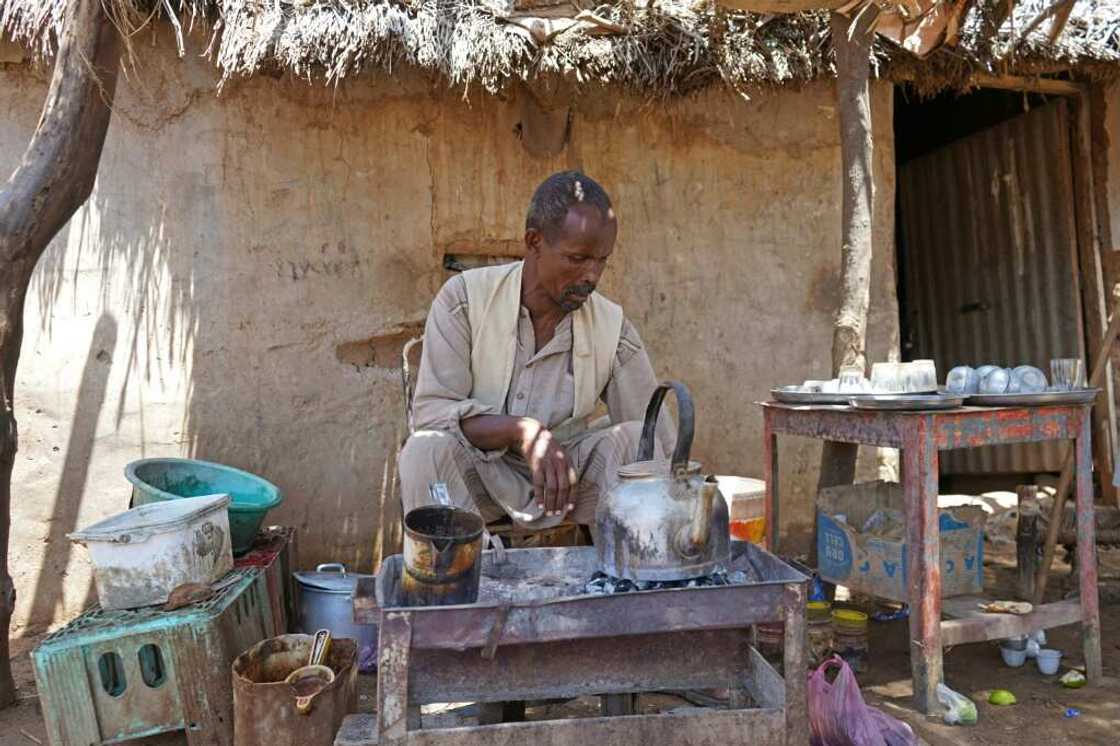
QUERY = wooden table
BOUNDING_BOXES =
[760,402,1103,713]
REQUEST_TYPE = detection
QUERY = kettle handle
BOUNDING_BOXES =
[637,380,694,475]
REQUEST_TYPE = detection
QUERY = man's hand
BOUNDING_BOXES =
[518,419,577,517]
[459,415,578,517]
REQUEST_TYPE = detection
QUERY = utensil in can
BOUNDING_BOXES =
[285,629,335,715]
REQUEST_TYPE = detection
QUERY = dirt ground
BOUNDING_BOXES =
[2,544,1117,746]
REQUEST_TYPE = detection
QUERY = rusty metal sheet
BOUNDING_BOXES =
[365,544,805,650]
[407,629,750,704]
[384,569,790,650]
[899,100,1085,475]
[340,707,787,746]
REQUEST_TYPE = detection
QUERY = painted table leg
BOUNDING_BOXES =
[764,416,780,553]
[903,419,942,714]
[378,611,414,742]
[1074,412,1103,682]
[782,583,809,746]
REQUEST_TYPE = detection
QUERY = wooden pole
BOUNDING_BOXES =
[816,12,874,495]
[1033,308,1120,606]
[0,0,121,707]
[1015,485,1041,602]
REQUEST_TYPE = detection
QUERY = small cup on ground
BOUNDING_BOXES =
[1000,644,1027,667]
[1036,648,1062,675]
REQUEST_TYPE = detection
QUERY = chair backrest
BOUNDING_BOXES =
[400,335,424,435]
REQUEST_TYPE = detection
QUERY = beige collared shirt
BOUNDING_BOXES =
[410,274,672,524]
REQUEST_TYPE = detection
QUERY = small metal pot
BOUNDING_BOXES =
[292,563,377,653]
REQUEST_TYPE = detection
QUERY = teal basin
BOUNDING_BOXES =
[125,458,283,555]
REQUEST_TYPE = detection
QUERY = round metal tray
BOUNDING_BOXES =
[966,388,1101,407]
[848,393,966,411]
[771,386,938,405]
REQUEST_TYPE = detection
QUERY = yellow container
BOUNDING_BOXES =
[831,608,869,630]
[807,601,832,622]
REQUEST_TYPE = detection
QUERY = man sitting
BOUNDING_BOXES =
[400,171,670,535]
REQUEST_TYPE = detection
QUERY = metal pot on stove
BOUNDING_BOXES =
[596,380,730,581]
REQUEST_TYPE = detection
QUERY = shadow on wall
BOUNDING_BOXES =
[24,74,428,585]
[27,314,117,624]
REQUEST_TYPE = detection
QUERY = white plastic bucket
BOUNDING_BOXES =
[69,494,233,610]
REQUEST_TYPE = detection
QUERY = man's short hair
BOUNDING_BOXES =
[525,171,613,243]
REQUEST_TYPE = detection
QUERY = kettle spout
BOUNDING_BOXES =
[683,476,719,557]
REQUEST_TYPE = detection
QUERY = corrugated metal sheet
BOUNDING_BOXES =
[899,99,1086,474]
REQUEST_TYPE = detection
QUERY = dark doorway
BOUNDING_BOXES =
[894,85,1087,484]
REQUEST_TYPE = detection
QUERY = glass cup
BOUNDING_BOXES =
[906,359,938,393]
[838,365,867,393]
[870,362,903,394]
[1050,358,1085,391]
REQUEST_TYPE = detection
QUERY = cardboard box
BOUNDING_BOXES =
[816,481,985,603]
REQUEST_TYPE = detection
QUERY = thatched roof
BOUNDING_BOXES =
[1,0,1118,96]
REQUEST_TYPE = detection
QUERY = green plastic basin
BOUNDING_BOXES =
[125,458,283,555]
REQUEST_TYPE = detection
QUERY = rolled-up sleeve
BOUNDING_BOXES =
[412,275,507,461]
[604,319,676,459]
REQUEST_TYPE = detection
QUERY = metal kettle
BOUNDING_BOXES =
[595,381,730,581]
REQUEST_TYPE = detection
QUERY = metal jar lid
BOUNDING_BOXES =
[293,563,359,594]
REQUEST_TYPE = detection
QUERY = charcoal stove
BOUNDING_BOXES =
[342,541,809,746]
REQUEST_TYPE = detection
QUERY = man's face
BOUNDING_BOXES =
[526,203,617,312]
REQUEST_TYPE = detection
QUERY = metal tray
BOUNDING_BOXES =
[771,385,938,405]
[848,393,965,411]
[967,388,1101,407]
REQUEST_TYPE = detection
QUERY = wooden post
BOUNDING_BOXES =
[1068,92,1115,503]
[902,418,941,714]
[816,12,875,500]
[0,0,121,707]
[1015,485,1040,602]
[1074,414,1103,682]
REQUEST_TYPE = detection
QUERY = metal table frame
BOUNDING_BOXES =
[346,545,810,746]
[761,402,1102,713]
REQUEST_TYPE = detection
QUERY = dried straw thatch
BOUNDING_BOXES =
[0,0,1118,95]
[892,0,1120,92]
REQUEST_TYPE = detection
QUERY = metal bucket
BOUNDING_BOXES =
[232,634,357,746]
[401,506,484,606]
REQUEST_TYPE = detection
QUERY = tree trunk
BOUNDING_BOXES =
[0,0,121,707]
[817,12,875,497]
